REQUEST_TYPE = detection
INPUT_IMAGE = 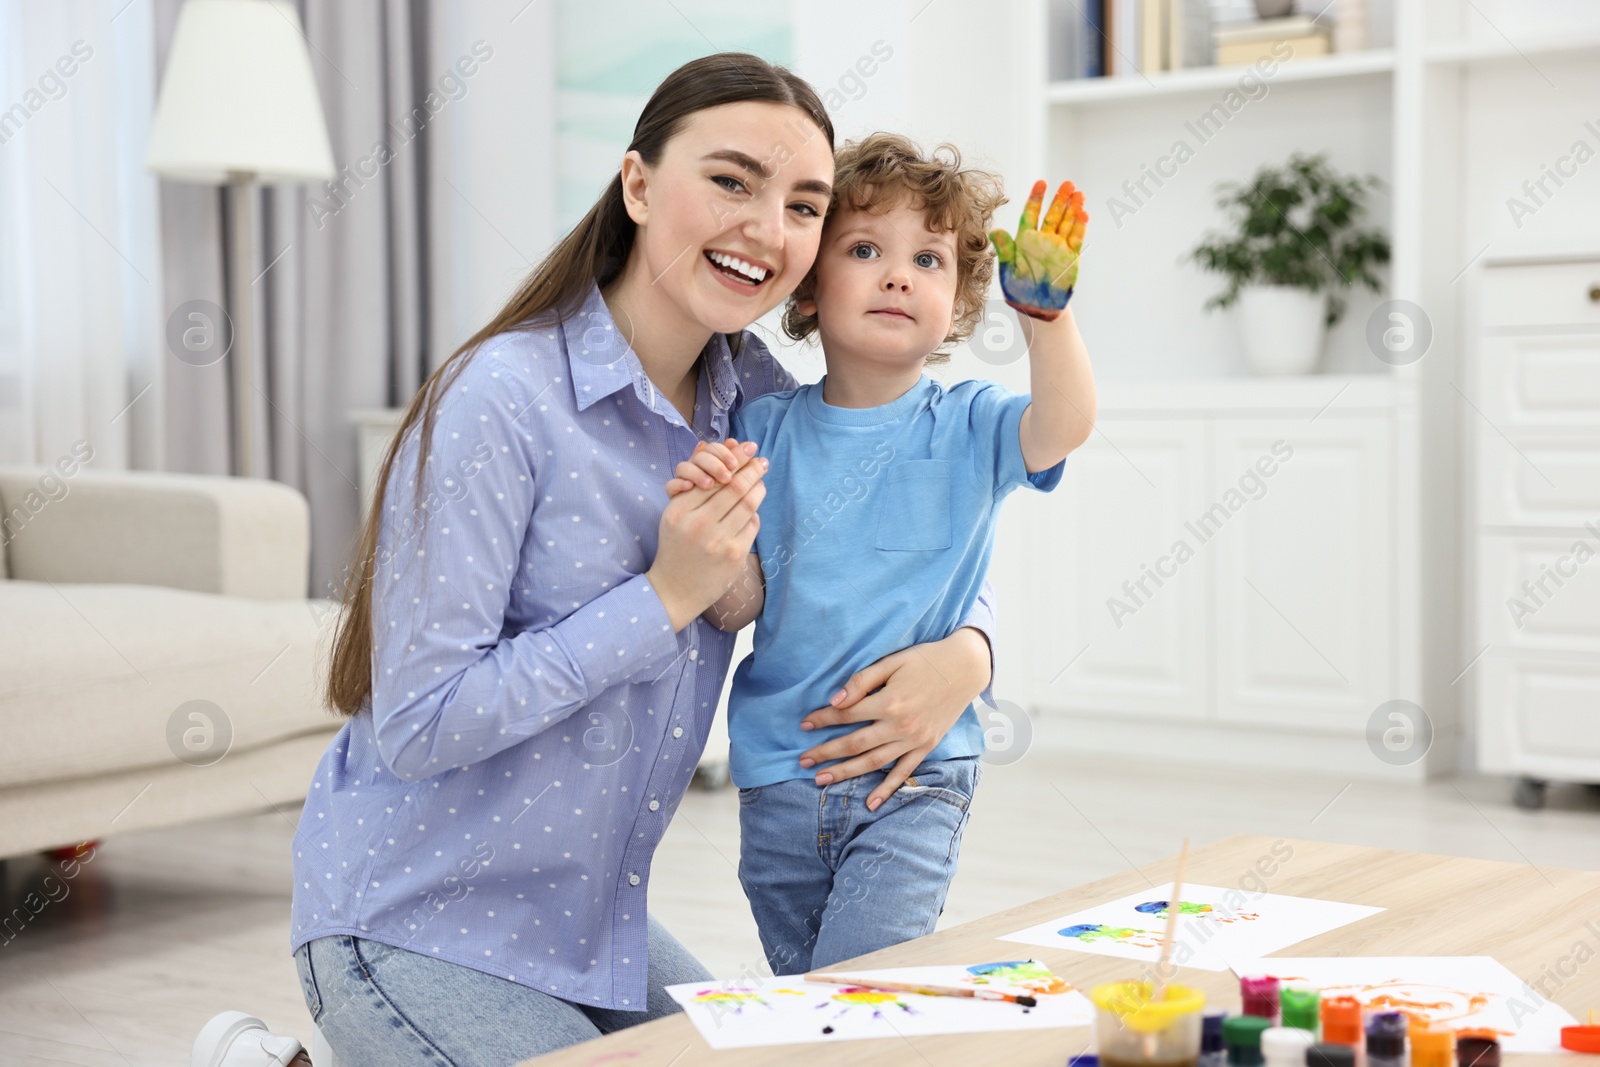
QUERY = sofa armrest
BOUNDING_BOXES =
[0,467,311,600]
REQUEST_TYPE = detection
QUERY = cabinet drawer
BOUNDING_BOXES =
[1477,533,1600,652]
[1477,652,1600,777]
[1480,259,1600,329]
[1476,429,1600,527]
[1476,333,1600,427]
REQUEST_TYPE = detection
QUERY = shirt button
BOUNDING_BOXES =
[628,873,640,886]
[672,727,684,739]
[648,800,660,812]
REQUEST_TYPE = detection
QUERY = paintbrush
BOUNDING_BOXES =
[804,972,1039,1007]
[1152,836,1191,1002]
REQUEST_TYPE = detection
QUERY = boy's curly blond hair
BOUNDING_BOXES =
[781,132,1007,365]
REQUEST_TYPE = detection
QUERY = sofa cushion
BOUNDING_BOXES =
[0,581,342,788]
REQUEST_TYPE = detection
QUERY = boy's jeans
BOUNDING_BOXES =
[736,754,981,976]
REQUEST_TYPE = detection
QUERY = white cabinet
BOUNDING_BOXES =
[1011,419,1210,722]
[1470,256,1600,808]
[1212,418,1393,731]
[999,379,1398,774]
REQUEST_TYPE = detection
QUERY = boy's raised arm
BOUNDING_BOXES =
[989,180,1098,473]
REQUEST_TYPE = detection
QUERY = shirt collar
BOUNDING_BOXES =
[562,281,744,417]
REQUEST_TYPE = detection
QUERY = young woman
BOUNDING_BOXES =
[197,52,997,1067]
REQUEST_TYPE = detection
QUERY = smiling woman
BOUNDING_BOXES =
[198,50,1001,1067]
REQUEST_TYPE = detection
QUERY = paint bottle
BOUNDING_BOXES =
[1279,984,1320,1036]
[1240,976,1280,1024]
[1307,1042,1357,1067]
[1201,1011,1229,1067]
[1456,1031,1501,1067]
[1262,1025,1315,1067]
[1365,1012,1407,1067]
[1225,1014,1272,1067]
[1411,1022,1455,1067]
[1319,996,1362,1047]
[1319,995,1364,1067]
[1090,982,1208,1067]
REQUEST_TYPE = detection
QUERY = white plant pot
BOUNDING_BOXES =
[1235,285,1327,376]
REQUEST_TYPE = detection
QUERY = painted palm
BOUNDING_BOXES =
[989,179,1088,321]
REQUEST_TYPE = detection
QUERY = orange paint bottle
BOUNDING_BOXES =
[1320,996,1363,1047]
[1412,1022,1455,1067]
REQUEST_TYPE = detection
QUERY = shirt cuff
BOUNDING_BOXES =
[544,572,684,700]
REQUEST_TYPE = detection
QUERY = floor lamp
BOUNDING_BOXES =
[145,0,334,478]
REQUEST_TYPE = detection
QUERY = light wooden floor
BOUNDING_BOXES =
[3,722,1597,1065]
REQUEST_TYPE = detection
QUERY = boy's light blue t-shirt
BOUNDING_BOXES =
[727,373,1066,789]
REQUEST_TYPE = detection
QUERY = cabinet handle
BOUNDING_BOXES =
[1591,284,1600,303]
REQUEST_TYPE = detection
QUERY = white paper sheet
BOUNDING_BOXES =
[1227,956,1578,1053]
[1000,882,1384,971]
[667,960,1094,1050]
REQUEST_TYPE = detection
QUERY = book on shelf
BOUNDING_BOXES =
[1048,0,1108,80]
[1212,14,1332,66]
[1216,33,1331,65]
[1111,0,1138,74]
[1140,0,1164,73]
[1142,0,1213,74]
[1213,14,1325,43]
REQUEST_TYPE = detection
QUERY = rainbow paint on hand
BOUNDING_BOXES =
[988,178,1088,322]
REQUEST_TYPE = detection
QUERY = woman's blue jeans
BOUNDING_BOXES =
[293,916,710,1066]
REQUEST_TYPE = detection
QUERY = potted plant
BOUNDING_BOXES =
[1190,153,1390,375]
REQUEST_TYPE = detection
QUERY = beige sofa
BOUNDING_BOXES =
[0,466,343,858]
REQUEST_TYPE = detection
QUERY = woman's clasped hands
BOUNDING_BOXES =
[645,437,768,631]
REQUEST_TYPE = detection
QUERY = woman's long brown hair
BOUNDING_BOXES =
[324,53,835,717]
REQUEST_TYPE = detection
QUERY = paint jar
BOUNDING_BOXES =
[1411,1021,1455,1067]
[1262,1025,1315,1067]
[1365,1011,1407,1067]
[1279,984,1320,1035]
[1319,995,1363,1047]
[1091,982,1208,1067]
[1240,975,1280,1022]
[1224,1014,1272,1067]
[1201,1011,1229,1067]
[1308,1042,1356,1067]
[1456,1031,1500,1067]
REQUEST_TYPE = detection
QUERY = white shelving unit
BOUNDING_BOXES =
[1044,48,1396,105]
[990,0,1600,781]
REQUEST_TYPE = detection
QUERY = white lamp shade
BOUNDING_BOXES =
[146,0,335,184]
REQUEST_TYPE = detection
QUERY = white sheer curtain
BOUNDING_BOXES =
[1,0,562,596]
[0,0,164,471]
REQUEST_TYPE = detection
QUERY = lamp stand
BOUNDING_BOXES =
[227,170,260,478]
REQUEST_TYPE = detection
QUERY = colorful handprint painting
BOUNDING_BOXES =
[818,986,919,1021]
[965,959,1073,997]
[1134,900,1261,924]
[1002,881,1383,971]
[668,961,1094,1049]
[1057,923,1163,948]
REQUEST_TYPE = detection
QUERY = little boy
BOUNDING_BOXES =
[664,133,1096,975]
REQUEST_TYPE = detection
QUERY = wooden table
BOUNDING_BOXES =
[523,835,1600,1066]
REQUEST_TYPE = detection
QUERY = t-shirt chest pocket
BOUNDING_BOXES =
[873,459,952,551]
